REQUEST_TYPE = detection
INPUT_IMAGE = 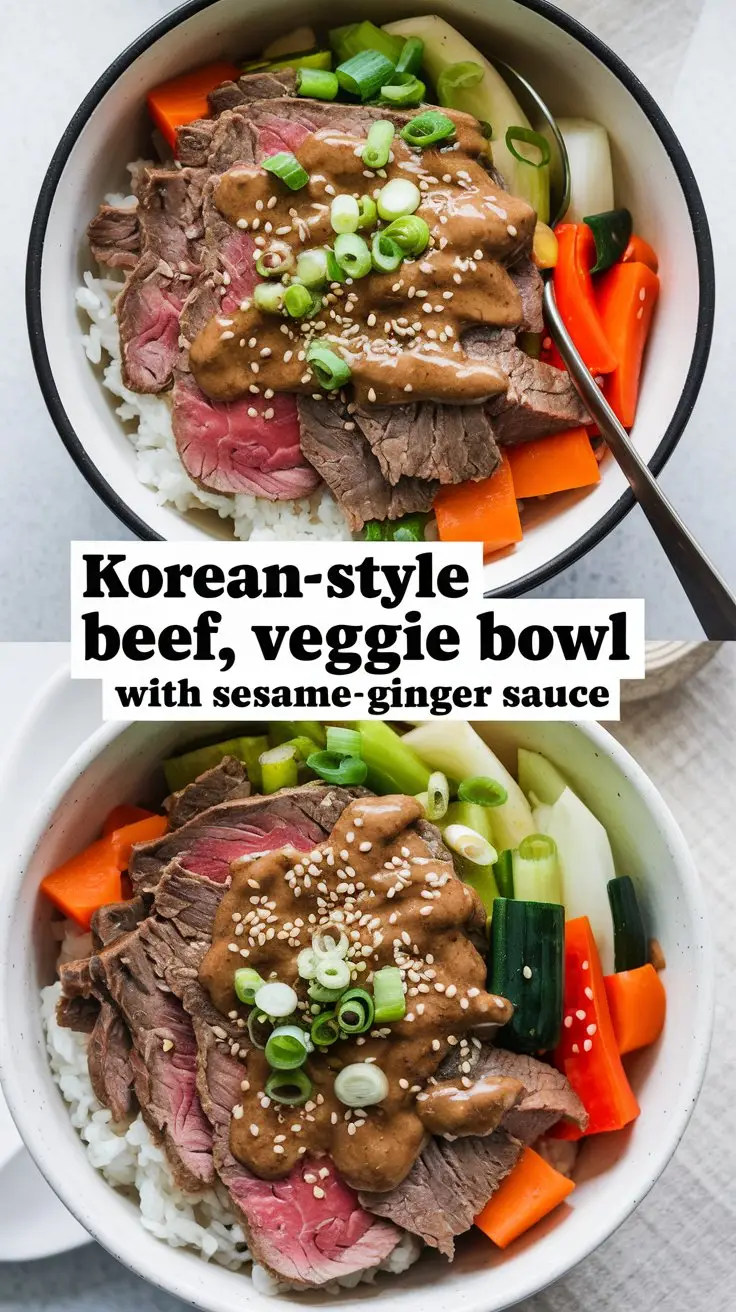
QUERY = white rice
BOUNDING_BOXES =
[42,975,421,1293]
[76,187,351,542]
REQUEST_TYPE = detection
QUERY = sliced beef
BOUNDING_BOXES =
[509,256,544,334]
[130,783,365,893]
[353,401,500,487]
[475,1047,588,1142]
[361,1131,521,1258]
[91,897,147,947]
[56,991,98,1033]
[297,396,438,531]
[176,118,217,168]
[464,328,589,443]
[87,204,140,270]
[208,68,297,115]
[87,1003,135,1123]
[164,757,251,829]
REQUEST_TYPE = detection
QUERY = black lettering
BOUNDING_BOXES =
[290,626,322,660]
[403,611,424,661]
[114,685,147,708]
[122,625,155,660]
[518,625,554,661]
[325,626,361,676]
[426,625,459,661]
[609,611,629,660]
[325,563,354,600]
[192,611,220,660]
[164,563,193,596]
[227,564,261,599]
[213,686,230,707]
[478,611,515,659]
[364,625,400,675]
[436,564,468,597]
[263,563,302,598]
[590,686,610,707]
[380,565,414,610]
[83,553,128,599]
[191,564,222,598]
[252,625,290,661]
[82,611,119,661]
[554,624,607,660]
[128,565,163,598]
[502,685,520,706]
[158,625,191,660]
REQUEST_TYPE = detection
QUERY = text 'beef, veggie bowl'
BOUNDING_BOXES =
[79,15,659,548]
[41,720,666,1293]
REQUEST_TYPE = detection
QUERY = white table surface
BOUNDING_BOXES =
[0,641,734,1310]
[0,0,734,638]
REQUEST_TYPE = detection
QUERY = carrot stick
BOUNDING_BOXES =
[109,815,168,870]
[475,1145,575,1249]
[40,840,122,931]
[147,61,240,149]
[102,804,155,837]
[553,223,617,375]
[434,455,522,553]
[596,261,660,428]
[604,964,666,1055]
[505,428,600,499]
[621,234,659,274]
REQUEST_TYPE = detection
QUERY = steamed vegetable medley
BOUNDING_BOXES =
[43,721,665,1276]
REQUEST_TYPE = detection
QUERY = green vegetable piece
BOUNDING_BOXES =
[259,743,299,793]
[243,50,333,73]
[400,110,456,148]
[584,207,633,273]
[325,725,362,758]
[454,854,500,919]
[458,775,509,808]
[262,151,309,190]
[163,734,269,792]
[283,282,316,318]
[493,849,514,899]
[265,1024,310,1070]
[489,897,564,1053]
[373,965,406,1022]
[337,987,375,1034]
[512,833,562,904]
[337,50,397,101]
[394,36,424,76]
[328,23,361,64]
[380,74,426,106]
[253,280,286,313]
[607,875,648,972]
[505,126,551,224]
[362,120,395,170]
[381,215,430,256]
[437,60,483,105]
[233,967,265,1005]
[311,1011,341,1047]
[355,720,430,795]
[307,341,352,390]
[268,720,326,748]
[356,194,378,229]
[306,751,368,786]
[333,232,372,279]
[371,229,404,273]
[265,1068,312,1105]
[295,67,339,100]
[330,20,405,65]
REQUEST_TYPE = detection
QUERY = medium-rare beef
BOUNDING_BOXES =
[164,756,251,829]
[464,328,589,442]
[87,1003,134,1123]
[361,1131,521,1257]
[297,396,438,530]
[474,1047,588,1141]
[208,68,297,115]
[87,204,140,269]
[129,784,365,893]
[353,401,501,486]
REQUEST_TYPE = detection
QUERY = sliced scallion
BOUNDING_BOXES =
[325,725,362,758]
[233,967,264,1006]
[253,981,298,1019]
[306,750,368,786]
[311,1010,340,1047]
[505,126,552,169]
[253,281,286,313]
[371,230,403,273]
[394,36,424,76]
[372,965,405,1022]
[458,776,509,808]
[296,247,330,288]
[493,848,515,899]
[336,50,397,102]
[297,947,319,980]
[295,67,339,100]
[326,248,347,282]
[426,770,449,822]
[306,342,352,390]
[265,1024,311,1070]
[334,1061,389,1107]
[315,955,351,991]
[400,110,456,149]
[376,178,421,222]
[334,232,372,278]
[436,60,483,106]
[337,987,374,1035]
[356,194,378,230]
[512,833,562,904]
[312,928,349,959]
[247,1010,272,1050]
[330,194,360,235]
[444,823,498,867]
[283,282,316,318]
[262,151,309,190]
[505,126,551,224]
[382,214,430,257]
[335,20,405,64]
[380,74,426,107]
[265,1068,312,1105]
[308,980,346,1004]
[255,241,295,278]
[361,120,395,170]
[259,743,299,793]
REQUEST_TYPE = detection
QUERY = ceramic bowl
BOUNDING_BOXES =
[26,0,713,594]
[0,715,713,1310]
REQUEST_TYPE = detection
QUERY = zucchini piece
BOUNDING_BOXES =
[489,897,564,1053]
[163,734,269,793]
[607,875,648,971]
[584,208,633,273]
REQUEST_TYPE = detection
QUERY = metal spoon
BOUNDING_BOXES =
[492,59,736,638]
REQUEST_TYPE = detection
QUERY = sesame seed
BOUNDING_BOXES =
[522,965,532,980]
[507,223,517,237]
[368,387,377,403]
[571,1043,580,1055]
[249,1124,259,1137]
[587,1023,597,1035]
[584,1039,593,1052]
[576,1009,587,1020]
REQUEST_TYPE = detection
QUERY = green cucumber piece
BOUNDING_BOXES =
[584,207,632,273]
[607,875,647,971]
[489,897,564,1053]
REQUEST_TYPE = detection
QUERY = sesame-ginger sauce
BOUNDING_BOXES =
[188,112,536,410]
[199,795,514,1193]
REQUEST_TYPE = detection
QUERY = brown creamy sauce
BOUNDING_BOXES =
[199,795,515,1193]
[189,115,537,409]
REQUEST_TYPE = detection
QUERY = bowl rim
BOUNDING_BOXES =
[25,0,715,586]
[0,709,715,1310]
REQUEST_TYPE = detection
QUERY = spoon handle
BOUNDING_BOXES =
[543,280,736,639]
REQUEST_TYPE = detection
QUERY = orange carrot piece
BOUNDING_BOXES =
[109,815,168,870]
[434,455,522,553]
[40,840,123,931]
[553,223,617,375]
[475,1146,575,1249]
[596,262,660,428]
[102,804,155,837]
[604,964,666,1055]
[621,234,659,274]
[147,62,240,149]
[505,427,600,499]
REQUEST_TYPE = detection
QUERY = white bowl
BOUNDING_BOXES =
[0,716,713,1311]
[27,0,713,594]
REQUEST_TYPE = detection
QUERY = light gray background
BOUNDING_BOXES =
[0,0,734,638]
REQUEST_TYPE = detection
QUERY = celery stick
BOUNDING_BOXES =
[440,800,494,844]
[517,749,567,807]
[268,721,326,748]
[164,735,269,793]
[512,834,562,904]
[535,786,616,972]
[356,721,430,796]
[402,722,534,850]
[260,744,299,794]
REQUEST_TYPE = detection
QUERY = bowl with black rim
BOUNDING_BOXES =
[26,0,714,594]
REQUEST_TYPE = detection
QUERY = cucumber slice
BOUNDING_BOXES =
[608,875,648,972]
[489,897,564,1053]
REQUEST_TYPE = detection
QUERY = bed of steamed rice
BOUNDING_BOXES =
[41,921,422,1294]
[76,187,351,543]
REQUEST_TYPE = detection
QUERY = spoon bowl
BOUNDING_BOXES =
[490,57,570,227]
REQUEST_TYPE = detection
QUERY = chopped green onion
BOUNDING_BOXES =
[325,725,362,758]
[269,719,325,748]
[308,980,346,1003]
[311,1010,340,1047]
[382,215,430,257]
[312,928,349,959]
[372,965,406,1022]
[283,282,316,318]
[297,947,319,980]
[512,833,562,904]
[426,771,449,821]
[315,955,351,991]
[262,151,309,190]
[330,194,360,235]
[234,967,265,1006]
[295,67,339,100]
[394,36,424,76]
[444,823,498,867]
[505,126,552,169]
[400,110,456,149]
[306,342,352,390]
[326,248,347,282]
[356,194,378,230]
[380,74,426,107]
[345,20,405,63]
[278,735,317,767]
[337,988,375,1035]
[505,126,551,224]
[334,232,372,278]
[493,849,515,899]
[336,50,397,101]
[458,776,509,808]
[436,60,483,106]
[376,178,421,221]
[584,208,633,274]
[253,981,298,1018]
[265,1024,311,1070]
[253,281,286,313]
[328,22,361,64]
[478,119,493,139]
[306,750,368,786]
[371,230,404,273]
[296,247,330,287]
[255,241,295,278]
[247,1010,272,1049]
[265,1068,312,1105]
[259,743,299,793]
[334,1062,389,1107]
[361,119,395,171]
